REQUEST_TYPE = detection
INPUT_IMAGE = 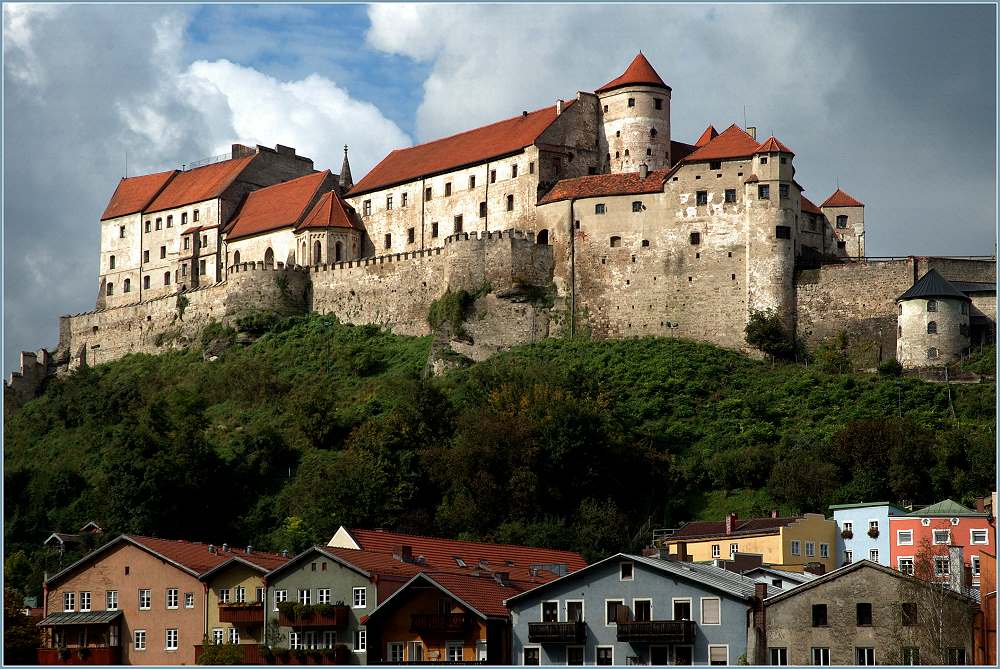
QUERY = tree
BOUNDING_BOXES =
[744,309,793,361]
[197,637,247,665]
[4,586,39,665]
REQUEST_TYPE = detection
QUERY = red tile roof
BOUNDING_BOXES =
[694,125,719,147]
[683,124,760,163]
[665,517,799,541]
[126,535,288,575]
[539,169,669,205]
[821,188,864,208]
[418,571,531,618]
[595,53,670,94]
[299,189,362,231]
[349,103,573,196]
[755,136,794,155]
[321,546,423,579]
[341,528,587,573]
[800,195,822,215]
[145,154,258,214]
[670,140,699,164]
[100,170,177,220]
[225,170,329,240]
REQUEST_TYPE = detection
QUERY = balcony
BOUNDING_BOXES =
[528,621,587,643]
[268,645,351,665]
[616,620,696,644]
[409,613,471,633]
[278,604,350,629]
[219,602,265,625]
[195,643,266,665]
[37,646,122,665]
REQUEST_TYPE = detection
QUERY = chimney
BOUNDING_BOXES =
[392,545,413,563]
[976,497,985,513]
[770,510,779,519]
[676,542,688,562]
[948,546,967,593]
[208,544,215,554]
[752,583,768,665]
[639,162,648,179]
[725,513,737,535]
[556,99,564,115]
[747,126,757,140]
[222,543,229,553]
[245,545,252,555]
[493,572,510,586]
[281,549,288,558]
[522,111,528,118]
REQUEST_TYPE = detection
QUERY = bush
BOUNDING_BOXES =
[427,289,473,338]
[878,358,903,377]
[200,321,237,349]
[745,309,794,360]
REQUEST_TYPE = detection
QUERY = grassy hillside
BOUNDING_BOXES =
[4,314,995,596]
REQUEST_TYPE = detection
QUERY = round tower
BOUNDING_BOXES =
[896,269,970,368]
[597,53,671,173]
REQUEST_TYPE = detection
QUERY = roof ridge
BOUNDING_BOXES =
[351,527,583,557]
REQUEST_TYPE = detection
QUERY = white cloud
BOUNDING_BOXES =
[2,3,65,86]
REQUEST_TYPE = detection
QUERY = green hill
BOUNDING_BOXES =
[4,314,995,596]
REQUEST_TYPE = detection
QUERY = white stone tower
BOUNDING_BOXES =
[597,53,672,173]
[896,269,971,367]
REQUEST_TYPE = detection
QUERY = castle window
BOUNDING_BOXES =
[181,212,187,225]
[837,240,847,251]
[641,240,650,247]
[624,149,630,157]
[202,234,208,247]
[119,225,126,238]
[163,272,171,286]
[616,130,621,138]
[775,226,791,239]
[632,201,643,213]
[184,237,190,250]
[233,251,240,266]
[123,278,130,293]
[143,250,149,263]
[628,98,635,107]
[610,236,622,248]
[335,242,343,261]
[145,220,151,233]
[646,148,652,156]
[106,282,113,296]
[506,195,514,212]
[927,321,937,335]
[690,232,701,245]
[650,128,658,138]
[182,264,187,276]
[836,215,848,229]
[607,153,612,163]
[779,184,790,199]
[401,193,408,207]
[432,222,439,238]
[710,161,722,170]
[595,203,606,215]
[654,98,663,110]
[469,175,476,189]
[425,187,432,201]
[759,156,768,165]
[454,215,463,233]
[961,302,968,315]
[927,347,939,360]
[512,164,518,179]
[490,170,497,183]
[109,255,116,269]
[384,233,391,249]
[899,303,903,314]
[363,200,371,216]
[144,276,150,289]
[529,162,535,174]
[160,246,166,259]
[479,202,487,218]
[898,325,902,337]
[156,218,162,230]
[407,227,415,244]
[732,274,736,281]
[200,259,207,275]
[603,104,609,112]
[696,191,708,206]
[927,299,937,312]
[166,215,172,228]
[758,185,770,200]
[445,182,452,197]
[386,195,393,210]
[725,189,736,203]
[575,220,580,229]
[193,209,199,222]
[615,151,620,159]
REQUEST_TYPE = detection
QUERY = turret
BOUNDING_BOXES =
[821,188,865,258]
[339,145,353,191]
[597,53,672,173]
[896,269,971,368]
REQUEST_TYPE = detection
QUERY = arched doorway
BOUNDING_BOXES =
[335,241,343,262]
[233,250,240,266]
[537,229,549,245]
[264,248,274,266]
[314,240,322,265]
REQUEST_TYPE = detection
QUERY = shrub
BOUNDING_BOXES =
[745,309,794,360]
[200,320,236,349]
[878,358,903,377]
[427,289,473,338]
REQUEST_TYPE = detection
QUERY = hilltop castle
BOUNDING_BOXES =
[6,54,996,403]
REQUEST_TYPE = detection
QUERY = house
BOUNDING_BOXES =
[37,535,286,665]
[760,560,977,665]
[888,499,994,587]
[659,512,839,574]
[505,553,766,666]
[829,501,908,567]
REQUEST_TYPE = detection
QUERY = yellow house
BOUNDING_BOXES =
[660,512,838,573]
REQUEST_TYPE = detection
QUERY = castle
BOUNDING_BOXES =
[6,54,996,403]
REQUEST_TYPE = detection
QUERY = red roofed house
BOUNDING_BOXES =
[821,187,866,258]
[96,143,317,309]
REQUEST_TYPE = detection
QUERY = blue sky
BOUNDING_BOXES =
[3,3,996,374]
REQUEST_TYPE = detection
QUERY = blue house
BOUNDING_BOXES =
[504,553,765,666]
[829,502,907,567]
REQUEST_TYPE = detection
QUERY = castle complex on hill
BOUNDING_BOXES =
[6,54,996,402]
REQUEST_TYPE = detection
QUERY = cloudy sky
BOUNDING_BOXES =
[3,3,996,374]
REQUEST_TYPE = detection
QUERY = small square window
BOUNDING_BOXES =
[689,232,701,245]
[758,184,770,200]
[760,156,768,165]
[490,170,497,183]
[407,228,415,244]
[775,225,791,239]
[595,203,606,215]
[620,562,634,581]
[725,189,736,203]
[512,164,518,179]
[628,98,635,107]
[469,175,476,189]
[363,200,371,216]
[425,187,432,201]
[856,603,873,626]
[432,222,439,238]
[603,104,609,112]
[193,209,199,222]
[836,215,848,229]
[386,195,393,210]
[119,225,126,238]
[709,161,721,170]
[445,182,452,197]
[812,604,828,627]
[779,184,790,199]
[696,191,708,205]
[632,201,643,212]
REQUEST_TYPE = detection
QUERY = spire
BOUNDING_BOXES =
[595,53,670,94]
[339,145,353,190]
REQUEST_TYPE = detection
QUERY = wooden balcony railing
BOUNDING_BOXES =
[409,613,471,633]
[528,621,587,643]
[37,646,122,665]
[195,643,265,664]
[616,620,696,643]
[219,602,265,625]
[278,605,350,629]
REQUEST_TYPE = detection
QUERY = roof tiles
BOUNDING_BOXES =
[125,535,288,575]
[539,169,669,205]
[800,195,822,215]
[225,171,330,240]
[694,125,719,147]
[299,189,362,231]
[595,53,670,94]
[755,136,794,155]
[666,516,798,541]
[684,124,761,163]
[821,188,864,208]
[145,154,257,214]
[100,170,177,220]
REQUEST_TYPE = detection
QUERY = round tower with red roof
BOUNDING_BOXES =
[596,53,672,174]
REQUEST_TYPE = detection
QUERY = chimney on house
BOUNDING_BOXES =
[639,162,648,179]
[676,542,688,562]
[747,126,757,140]
[770,510,779,519]
[222,543,229,553]
[281,549,288,558]
[493,572,510,586]
[725,513,737,535]
[392,545,413,563]
[752,583,768,665]
[976,497,985,513]
[556,99,564,115]
[245,545,252,555]
[208,544,215,554]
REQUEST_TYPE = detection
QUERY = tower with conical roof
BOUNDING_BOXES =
[895,269,971,367]
[596,53,672,173]
[339,145,353,191]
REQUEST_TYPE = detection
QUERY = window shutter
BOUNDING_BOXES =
[701,598,721,624]
[709,646,728,664]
